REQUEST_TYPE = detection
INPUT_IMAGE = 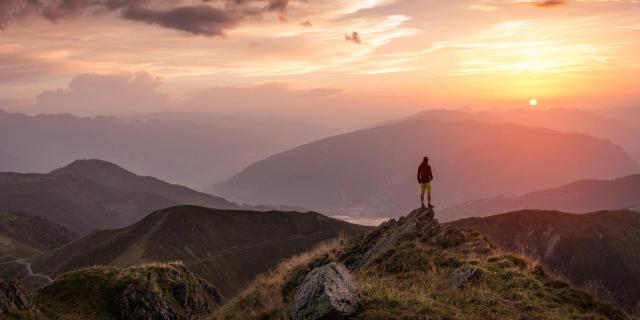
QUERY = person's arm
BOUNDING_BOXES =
[428,166,433,181]
[417,165,422,182]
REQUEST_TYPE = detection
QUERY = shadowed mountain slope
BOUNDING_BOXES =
[448,210,640,308]
[0,160,243,234]
[215,120,638,218]
[0,212,76,291]
[33,206,368,297]
[0,212,76,262]
[440,174,640,221]
[51,159,239,210]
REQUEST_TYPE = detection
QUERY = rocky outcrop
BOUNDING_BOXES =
[120,265,223,320]
[36,263,222,320]
[291,262,360,320]
[449,266,483,288]
[0,280,36,315]
[352,208,441,269]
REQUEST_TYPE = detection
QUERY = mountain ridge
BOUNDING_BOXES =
[440,173,640,221]
[448,209,640,308]
[33,205,368,297]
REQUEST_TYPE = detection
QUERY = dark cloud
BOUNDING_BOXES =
[0,0,289,36]
[122,5,238,36]
[530,0,567,7]
[345,31,363,44]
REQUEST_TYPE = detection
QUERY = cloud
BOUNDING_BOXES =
[468,4,500,11]
[529,0,567,7]
[301,20,312,27]
[35,71,168,114]
[0,53,64,83]
[122,5,238,36]
[345,31,363,44]
[0,0,289,36]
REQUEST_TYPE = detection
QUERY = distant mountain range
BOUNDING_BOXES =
[0,109,330,188]
[440,174,640,222]
[448,210,640,307]
[33,205,367,297]
[407,108,640,163]
[0,159,242,234]
[215,119,639,218]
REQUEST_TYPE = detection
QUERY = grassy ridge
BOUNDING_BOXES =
[214,210,628,320]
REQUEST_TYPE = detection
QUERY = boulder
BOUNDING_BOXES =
[291,262,360,320]
[450,266,483,288]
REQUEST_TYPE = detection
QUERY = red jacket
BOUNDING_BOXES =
[417,162,433,183]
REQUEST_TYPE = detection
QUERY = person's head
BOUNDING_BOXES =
[423,156,429,163]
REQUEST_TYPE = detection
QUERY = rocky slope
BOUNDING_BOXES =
[214,208,625,319]
[34,206,368,297]
[215,120,638,218]
[448,209,640,308]
[440,174,640,221]
[36,262,223,320]
[0,160,242,234]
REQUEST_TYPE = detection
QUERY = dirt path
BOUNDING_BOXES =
[0,259,53,283]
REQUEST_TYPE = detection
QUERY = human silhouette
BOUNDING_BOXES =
[417,156,433,208]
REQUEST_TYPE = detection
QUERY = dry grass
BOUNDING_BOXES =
[211,234,349,320]
[210,224,626,320]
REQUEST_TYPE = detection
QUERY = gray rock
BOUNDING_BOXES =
[450,266,483,288]
[120,272,176,320]
[291,262,360,320]
[356,207,439,269]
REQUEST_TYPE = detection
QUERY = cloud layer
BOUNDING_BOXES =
[0,0,288,36]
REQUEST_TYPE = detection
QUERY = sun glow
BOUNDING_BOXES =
[529,98,539,106]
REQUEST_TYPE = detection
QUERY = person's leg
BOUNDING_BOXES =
[426,183,432,207]
[420,184,426,207]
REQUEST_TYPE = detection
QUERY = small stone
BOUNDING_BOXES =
[450,266,483,288]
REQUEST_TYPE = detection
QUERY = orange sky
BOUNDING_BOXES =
[0,0,639,114]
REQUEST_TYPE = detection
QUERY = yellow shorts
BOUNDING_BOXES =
[420,183,432,193]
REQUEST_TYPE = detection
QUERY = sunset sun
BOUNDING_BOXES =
[529,98,539,107]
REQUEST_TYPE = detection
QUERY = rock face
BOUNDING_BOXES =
[120,267,223,320]
[0,280,36,315]
[37,263,223,320]
[355,207,441,269]
[449,266,483,288]
[291,262,360,320]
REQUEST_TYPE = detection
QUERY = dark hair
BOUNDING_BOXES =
[423,156,429,162]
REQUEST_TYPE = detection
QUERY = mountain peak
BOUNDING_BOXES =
[51,159,135,177]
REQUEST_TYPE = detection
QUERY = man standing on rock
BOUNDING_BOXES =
[417,156,434,208]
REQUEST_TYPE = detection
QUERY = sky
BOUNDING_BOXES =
[0,0,639,117]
